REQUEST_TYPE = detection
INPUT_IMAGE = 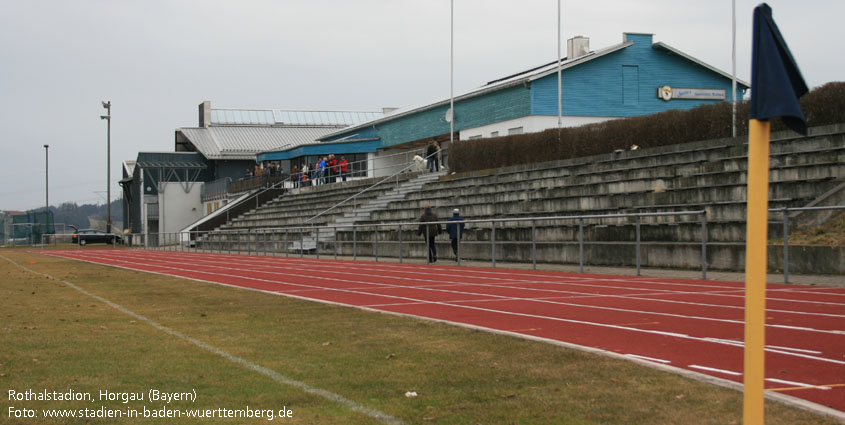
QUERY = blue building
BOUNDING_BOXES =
[258,33,748,176]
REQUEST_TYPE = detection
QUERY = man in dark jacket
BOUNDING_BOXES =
[418,206,441,263]
[445,208,466,260]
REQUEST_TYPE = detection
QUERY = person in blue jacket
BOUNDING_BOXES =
[445,208,466,260]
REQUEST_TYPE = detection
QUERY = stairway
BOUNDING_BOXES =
[289,170,446,251]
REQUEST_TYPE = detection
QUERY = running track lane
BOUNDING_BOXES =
[43,249,845,412]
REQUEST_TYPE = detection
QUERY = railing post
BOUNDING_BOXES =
[399,224,404,263]
[578,218,584,273]
[531,219,536,270]
[334,227,338,260]
[300,228,304,258]
[783,207,790,284]
[247,229,252,256]
[636,215,642,276]
[375,226,379,262]
[491,220,496,268]
[457,222,462,266]
[285,229,289,257]
[426,224,430,264]
[315,224,320,259]
[701,211,708,280]
[353,225,358,261]
[263,229,268,256]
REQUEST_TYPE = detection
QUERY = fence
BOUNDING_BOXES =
[65,206,844,281]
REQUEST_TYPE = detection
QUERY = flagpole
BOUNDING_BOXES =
[450,0,454,145]
[557,0,562,139]
[732,0,737,138]
[743,118,770,425]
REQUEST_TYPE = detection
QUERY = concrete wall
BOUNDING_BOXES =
[159,182,204,234]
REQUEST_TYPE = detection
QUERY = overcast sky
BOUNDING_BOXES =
[1,0,841,211]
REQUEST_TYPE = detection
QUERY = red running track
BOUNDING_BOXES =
[44,249,845,412]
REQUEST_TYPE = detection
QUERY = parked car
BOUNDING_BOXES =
[71,229,122,246]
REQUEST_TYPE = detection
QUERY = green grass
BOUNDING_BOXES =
[0,250,840,424]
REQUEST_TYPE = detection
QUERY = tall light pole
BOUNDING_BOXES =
[101,101,111,233]
[44,144,49,236]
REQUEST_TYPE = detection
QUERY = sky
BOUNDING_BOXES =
[1,0,842,211]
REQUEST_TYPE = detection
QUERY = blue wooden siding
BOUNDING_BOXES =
[622,65,639,106]
[532,33,745,117]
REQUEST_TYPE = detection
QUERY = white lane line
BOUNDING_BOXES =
[43,251,845,367]
[165,251,845,310]
[81,250,845,336]
[3,254,404,425]
[765,345,823,355]
[689,365,742,376]
[766,378,831,390]
[74,250,845,315]
[625,354,672,364]
[124,252,845,336]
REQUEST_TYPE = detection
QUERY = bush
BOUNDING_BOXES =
[450,82,844,173]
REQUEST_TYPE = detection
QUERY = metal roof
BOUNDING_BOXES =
[209,108,383,126]
[653,42,750,88]
[178,126,344,160]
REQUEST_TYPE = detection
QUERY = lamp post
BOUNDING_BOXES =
[44,144,49,233]
[100,101,111,233]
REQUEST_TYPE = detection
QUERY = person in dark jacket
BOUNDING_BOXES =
[445,208,466,260]
[418,206,441,263]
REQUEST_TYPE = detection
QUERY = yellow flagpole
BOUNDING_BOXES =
[744,118,771,425]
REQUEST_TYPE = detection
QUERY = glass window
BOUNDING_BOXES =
[508,127,523,135]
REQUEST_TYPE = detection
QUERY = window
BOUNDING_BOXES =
[468,135,482,140]
[490,131,499,137]
[508,127,523,135]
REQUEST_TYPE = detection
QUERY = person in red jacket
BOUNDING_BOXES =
[339,156,349,181]
[328,154,338,183]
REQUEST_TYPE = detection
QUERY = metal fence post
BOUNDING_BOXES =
[457,222,462,266]
[315,225,320,259]
[353,225,358,261]
[578,218,584,273]
[701,211,708,280]
[375,226,379,262]
[300,228,304,258]
[426,225,430,264]
[636,215,642,276]
[491,220,497,268]
[399,224,403,263]
[783,207,790,284]
[334,227,338,260]
[531,219,536,270]
[285,229,289,257]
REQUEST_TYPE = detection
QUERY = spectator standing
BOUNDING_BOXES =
[417,206,441,263]
[445,208,466,260]
[291,165,300,188]
[425,141,437,172]
[328,154,338,183]
[339,156,349,181]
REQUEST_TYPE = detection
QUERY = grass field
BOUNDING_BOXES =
[1,248,841,424]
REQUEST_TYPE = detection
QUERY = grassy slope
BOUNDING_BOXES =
[1,249,840,425]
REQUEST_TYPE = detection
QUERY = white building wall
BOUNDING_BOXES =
[459,115,619,140]
[373,147,419,178]
[158,182,204,234]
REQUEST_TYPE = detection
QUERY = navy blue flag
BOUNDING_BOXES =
[749,3,808,135]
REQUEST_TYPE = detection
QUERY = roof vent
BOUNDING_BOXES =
[567,36,590,60]
[382,107,399,115]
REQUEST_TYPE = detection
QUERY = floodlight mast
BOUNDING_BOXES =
[101,101,111,233]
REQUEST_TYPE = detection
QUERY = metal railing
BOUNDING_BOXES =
[771,205,845,283]
[129,210,711,278]
[303,147,442,224]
